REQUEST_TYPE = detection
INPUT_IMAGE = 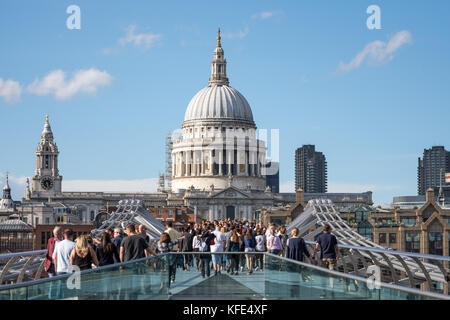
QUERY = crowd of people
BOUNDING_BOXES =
[44,223,155,277]
[44,218,340,298]
[156,219,339,280]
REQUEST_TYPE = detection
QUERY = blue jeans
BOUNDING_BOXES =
[211,254,222,265]
[270,249,281,255]
[47,264,57,299]
[201,258,211,277]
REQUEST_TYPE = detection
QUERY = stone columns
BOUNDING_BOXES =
[227,150,232,175]
[208,207,213,221]
[209,149,213,175]
[172,153,175,178]
[192,151,197,176]
[200,150,204,175]
[244,151,248,176]
[218,149,223,176]
[184,152,188,176]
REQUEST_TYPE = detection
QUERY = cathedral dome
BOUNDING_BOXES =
[183,85,254,126]
[182,28,255,127]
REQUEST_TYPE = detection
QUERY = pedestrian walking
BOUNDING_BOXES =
[278,226,289,257]
[53,228,76,275]
[199,229,214,278]
[267,228,283,255]
[243,229,256,275]
[95,232,119,266]
[312,224,340,298]
[70,234,99,271]
[226,228,242,275]
[45,226,63,277]
[157,232,184,289]
[255,228,266,271]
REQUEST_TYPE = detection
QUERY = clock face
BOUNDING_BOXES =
[41,177,54,190]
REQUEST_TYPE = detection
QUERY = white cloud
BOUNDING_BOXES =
[27,68,113,100]
[223,27,249,39]
[336,30,412,73]
[0,78,22,104]
[252,11,279,20]
[62,178,158,193]
[119,25,162,49]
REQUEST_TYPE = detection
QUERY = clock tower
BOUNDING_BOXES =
[31,115,62,197]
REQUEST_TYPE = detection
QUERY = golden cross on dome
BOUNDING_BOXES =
[46,114,49,124]
[217,27,221,47]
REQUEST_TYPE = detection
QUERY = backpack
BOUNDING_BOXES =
[199,239,209,252]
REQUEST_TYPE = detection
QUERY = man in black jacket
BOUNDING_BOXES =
[181,227,194,271]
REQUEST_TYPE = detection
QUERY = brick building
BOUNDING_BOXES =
[370,188,450,255]
[148,207,200,230]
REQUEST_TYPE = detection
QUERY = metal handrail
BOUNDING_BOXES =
[304,240,450,262]
[0,251,448,300]
[0,253,169,290]
[264,253,450,300]
[0,250,46,260]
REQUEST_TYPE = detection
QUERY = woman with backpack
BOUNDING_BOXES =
[157,232,185,288]
[226,228,242,275]
[243,229,256,275]
[199,229,215,278]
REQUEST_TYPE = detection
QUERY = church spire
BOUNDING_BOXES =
[41,114,54,142]
[217,28,222,48]
[209,28,229,86]
[2,172,11,200]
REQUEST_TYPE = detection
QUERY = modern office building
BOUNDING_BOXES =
[295,145,327,193]
[264,161,279,193]
[418,146,450,195]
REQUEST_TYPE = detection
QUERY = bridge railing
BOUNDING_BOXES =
[0,239,160,286]
[0,250,47,285]
[0,252,448,300]
[304,240,450,294]
[2,238,449,296]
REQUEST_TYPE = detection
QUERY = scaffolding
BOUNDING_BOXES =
[165,132,173,191]
[157,132,174,192]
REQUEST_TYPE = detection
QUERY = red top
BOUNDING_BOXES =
[44,237,59,272]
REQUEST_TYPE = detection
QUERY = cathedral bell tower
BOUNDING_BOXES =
[31,115,62,197]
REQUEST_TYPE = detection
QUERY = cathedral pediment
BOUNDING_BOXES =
[210,187,249,199]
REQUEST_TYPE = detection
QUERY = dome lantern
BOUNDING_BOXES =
[183,30,255,127]
[209,27,229,86]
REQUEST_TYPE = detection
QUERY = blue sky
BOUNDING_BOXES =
[0,0,449,205]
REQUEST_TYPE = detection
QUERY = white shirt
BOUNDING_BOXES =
[192,235,201,249]
[211,230,226,253]
[255,235,266,252]
[53,239,75,274]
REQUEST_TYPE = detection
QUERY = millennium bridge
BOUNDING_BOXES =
[0,199,448,300]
